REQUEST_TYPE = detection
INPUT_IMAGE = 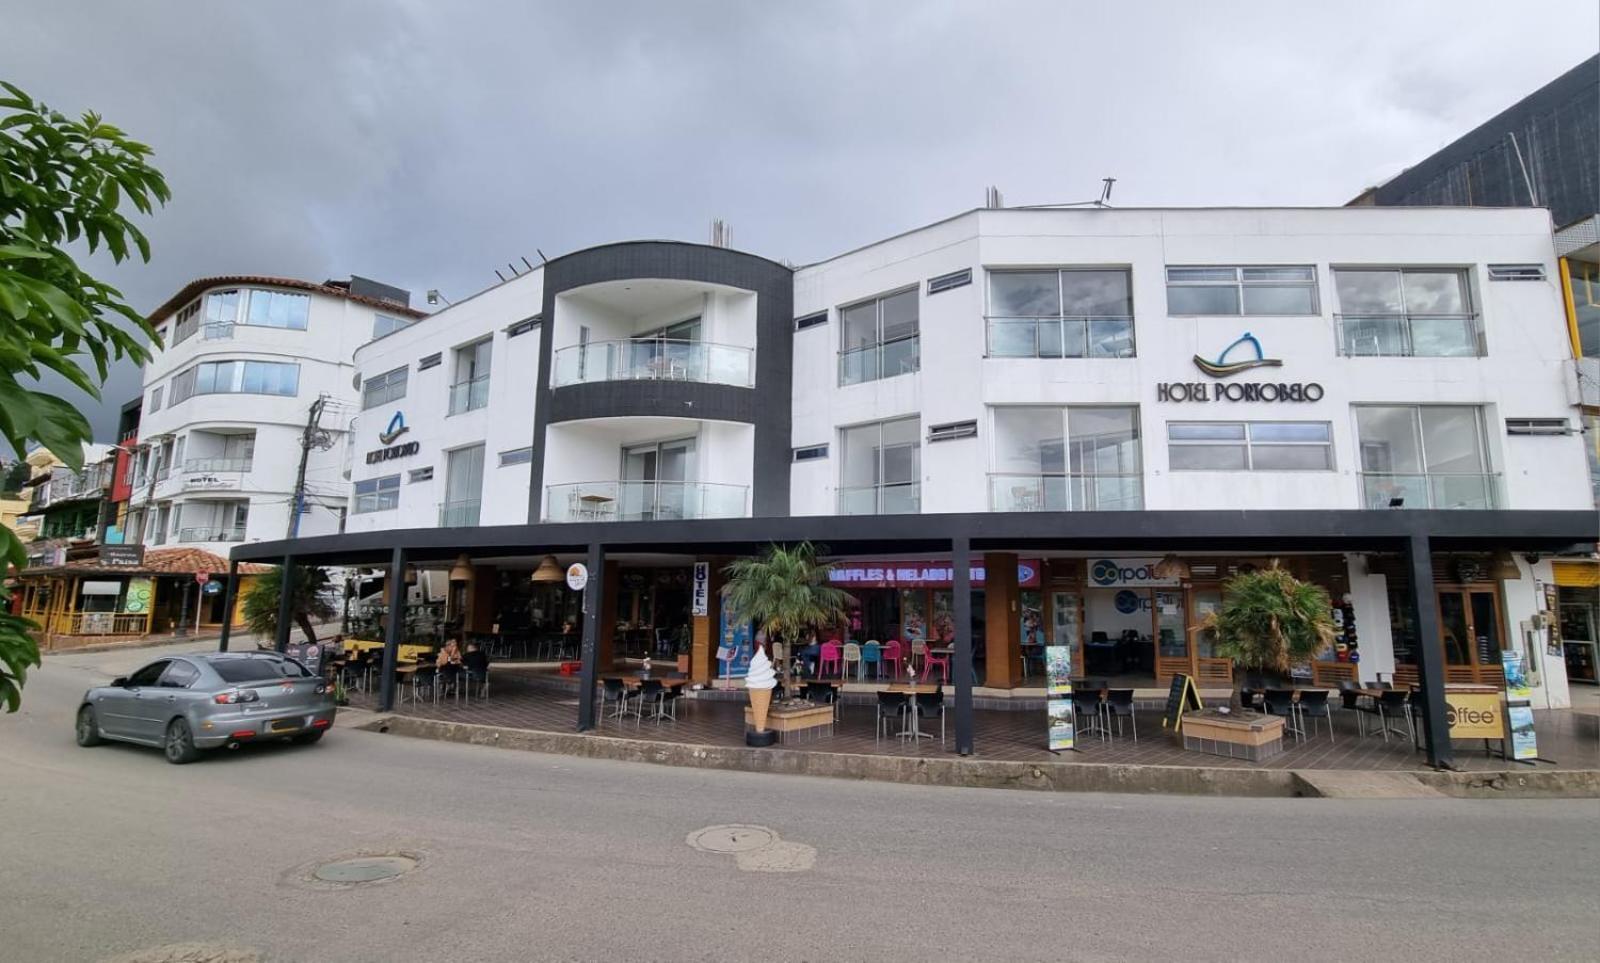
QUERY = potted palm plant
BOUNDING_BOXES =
[723,542,851,744]
[1199,561,1336,710]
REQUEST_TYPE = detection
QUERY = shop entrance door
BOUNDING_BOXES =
[1433,587,1506,685]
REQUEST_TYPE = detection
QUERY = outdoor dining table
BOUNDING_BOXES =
[605,674,689,689]
[884,683,939,741]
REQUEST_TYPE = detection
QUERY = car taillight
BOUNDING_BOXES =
[213,688,260,705]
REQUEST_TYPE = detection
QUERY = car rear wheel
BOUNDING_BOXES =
[293,730,325,745]
[164,718,199,765]
[75,706,103,747]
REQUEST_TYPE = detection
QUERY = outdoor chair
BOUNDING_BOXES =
[657,684,684,723]
[1104,688,1137,742]
[875,691,910,742]
[909,641,929,675]
[859,641,882,680]
[1359,689,1413,743]
[915,689,946,747]
[1338,681,1362,712]
[465,665,490,701]
[600,678,634,723]
[1262,689,1302,742]
[1071,689,1108,742]
[1296,689,1333,741]
[842,642,862,680]
[636,679,666,726]
[881,640,904,679]
[818,641,843,678]
[410,664,437,706]
[924,646,950,681]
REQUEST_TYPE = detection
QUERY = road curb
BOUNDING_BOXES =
[356,714,1596,799]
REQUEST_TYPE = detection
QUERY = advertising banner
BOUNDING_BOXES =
[691,562,709,617]
[1506,703,1538,761]
[1047,700,1075,751]
[121,577,153,614]
[1045,645,1073,696]
[1444,690,1502,740]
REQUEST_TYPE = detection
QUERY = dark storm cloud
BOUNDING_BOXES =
[3,0,1594,451]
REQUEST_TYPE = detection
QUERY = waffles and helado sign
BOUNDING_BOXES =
[1157,333,1323,403]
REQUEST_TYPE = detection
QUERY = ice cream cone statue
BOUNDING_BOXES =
[745,642,777,732]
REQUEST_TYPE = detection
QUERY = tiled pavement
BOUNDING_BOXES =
[348,667,1600,773]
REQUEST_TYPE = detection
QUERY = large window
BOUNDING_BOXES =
[170,300,201,344]
[169,360,300,403]
[361,366,408,409]
[448,338,492,414]
[373,314,414,340]
[839,417,920,514]
[1354,405,1495,509]
[1168,421,1333,470]
[1334,268,1478,357]
[839,289,919,385]
[1166,266,1319,316]
[441,445,485,527]
[989,406,1142,511]
[1566,258,1600,358]
[988,269,1134,358]
[353,474,401,514]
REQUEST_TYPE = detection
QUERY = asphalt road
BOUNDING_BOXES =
[3,642,1596,963]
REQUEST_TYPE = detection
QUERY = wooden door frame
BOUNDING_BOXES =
[1430,582,1507,684]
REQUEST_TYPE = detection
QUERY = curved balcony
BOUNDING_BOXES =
[544,480,748,522]
[550,339,753,389]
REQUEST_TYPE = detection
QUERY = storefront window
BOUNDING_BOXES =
[1050,591,1081,654]
[931,591,956,644]
[1020,590,1044,648]
[899,590,927,642]
[1192,590,1221,658]
[1156,590,1185,658]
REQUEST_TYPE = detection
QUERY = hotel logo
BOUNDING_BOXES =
[378,410,409,445]
[1192,332,1282,378]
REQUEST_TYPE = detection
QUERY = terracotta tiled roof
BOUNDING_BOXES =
[9,547,273,578]
[147,275,428,324]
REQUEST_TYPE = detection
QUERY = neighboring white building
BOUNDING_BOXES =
[128,275,425,555]
[333,206,1594,711]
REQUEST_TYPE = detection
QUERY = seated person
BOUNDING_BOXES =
[436,638,464,690]
[464,642,490,678]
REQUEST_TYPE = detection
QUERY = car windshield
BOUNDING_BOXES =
[209,658,311,683]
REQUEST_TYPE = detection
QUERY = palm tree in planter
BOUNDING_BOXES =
[242,565,337,647]
[723,542,851,730]
[1199,562,1336,709]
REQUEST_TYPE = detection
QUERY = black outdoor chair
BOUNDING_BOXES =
[1359,689,1413,742]
[1071,689,1107,742]
[914,689,946,747]
[1262,688,1302,742]
[636,679,666,726]
[875,692,909,742]
[600,678,634,723]
[1104,688,1137,742]
[1296,689,1334,742]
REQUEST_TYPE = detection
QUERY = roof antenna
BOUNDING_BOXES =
[521,256,535,273]
[493,268,507,282]
[536,249,548,264]
[1096,177,1116,207]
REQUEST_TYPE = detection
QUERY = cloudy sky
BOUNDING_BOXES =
[4,0,1596,450]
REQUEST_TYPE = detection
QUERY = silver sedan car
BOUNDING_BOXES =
[76,651,336,764]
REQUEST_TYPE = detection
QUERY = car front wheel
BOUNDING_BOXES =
[76,706,103,747]
[164,718,199,765]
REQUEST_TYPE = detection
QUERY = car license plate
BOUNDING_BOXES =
[271,719,300,732]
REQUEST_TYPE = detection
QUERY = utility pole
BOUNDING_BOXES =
[287,395,328,538]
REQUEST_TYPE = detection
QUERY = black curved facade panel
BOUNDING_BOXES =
[526,241,794,520]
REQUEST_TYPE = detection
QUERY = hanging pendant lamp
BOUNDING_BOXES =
[448,553,474,583]
[531,554,564,583]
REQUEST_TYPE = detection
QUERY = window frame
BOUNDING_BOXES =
[1164,265,1320,317]
[838,416,921,514]
[1332,266,1481,358]
[361,366,409,410]
[985,267,1137,359]
[169,360,300,403]
[498,446,533,467]
[1166,420,1335,472]
[352,474,401,514]
[1353,404,1495,509]
[837,287,920,386]
[373,314,415,340]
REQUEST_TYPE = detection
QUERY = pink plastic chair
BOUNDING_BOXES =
[924,645,951,681]
[818,640,843,678]
[881,640,904,679]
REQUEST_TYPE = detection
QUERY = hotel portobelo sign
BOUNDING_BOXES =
[366,410,420,464]
[1157,332,1323,403]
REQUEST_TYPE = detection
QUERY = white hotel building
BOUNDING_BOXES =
[129,276,425,556]
[232,205,1597,763]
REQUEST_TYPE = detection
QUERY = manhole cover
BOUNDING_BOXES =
[687,824,777,854]
[312,855,418,884]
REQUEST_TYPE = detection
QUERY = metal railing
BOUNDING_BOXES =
[202,321,235,340]
[1358,472,1500,510]
[47,612,152,637]
[985,316,1137,359]
[837,481,921,515]
[438,499,482,528]
[1334,314,1481,358]
[28,467,112,510]
[183,456,253,473]
[551,338,754,389]
[177,526,247,543]
[839,336,920,386]
[544,480,749,522]
[447,375,491,415]
[987,473,1144,512]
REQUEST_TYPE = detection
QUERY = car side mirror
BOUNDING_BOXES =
[111,676,129,687]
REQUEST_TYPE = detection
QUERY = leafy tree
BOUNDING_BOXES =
[1198,562,1336,708]
[1,458,29,495]
[241,565,337,646]
[722,542,851,650]
[0,82,169,711]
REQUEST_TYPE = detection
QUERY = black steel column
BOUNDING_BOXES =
[217,560,239,652]
[576,542,605,732]
[1405,533,1452,769]
[952,536,975,755]
[378,546,406,712]
[273,554,294,653]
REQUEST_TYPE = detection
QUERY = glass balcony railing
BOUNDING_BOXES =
[985,317,1137,359]
[550,339,754,388]
[544,481,748,522]
[837,481,921,515]
[183,456,253,473]
[447,375,491,415]
[987,473,1144,512]
[839,336,920,386]
[438,499,482,528]
[202,321,235,340]
[1335,314,1481,358]
[177,526,247,543]
[1359,472,1500,510]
